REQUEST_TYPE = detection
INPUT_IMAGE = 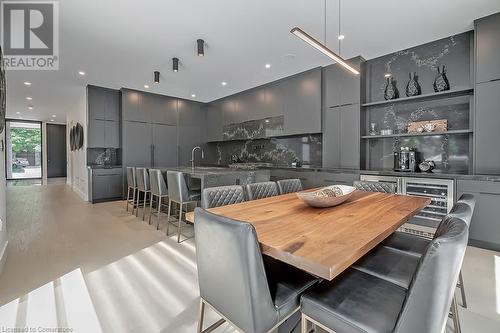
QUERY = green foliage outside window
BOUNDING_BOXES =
[11,128,41,153]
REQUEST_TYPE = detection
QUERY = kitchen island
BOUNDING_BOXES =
[157,166,271,192]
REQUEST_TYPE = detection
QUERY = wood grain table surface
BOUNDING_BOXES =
[185,190,431,280]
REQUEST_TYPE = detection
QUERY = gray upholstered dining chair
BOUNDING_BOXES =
[382,193,476,310]
[246,181,279,200]
[353,180,396,193]
[166,171,201,243]
[201,185,246,209]
[135,167,151,221]
[126,167,137,214]
[194,208,318,333]
[277,179,303,195]
[148,169,169,229]
[300,211,470,333]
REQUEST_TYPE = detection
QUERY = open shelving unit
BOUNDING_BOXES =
[361,129,473,139]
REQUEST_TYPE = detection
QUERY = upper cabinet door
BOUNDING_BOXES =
[222,98,246,125]
[149,94,178,125]
[105,89,120,121]
[476,13,500,83]
[122,89,148,123]
[323,59,361,107]
[152,123,178,168]
[87,86,106,120]
[205,103,223,142]
[282,68,322,135]
[178,101,204,165]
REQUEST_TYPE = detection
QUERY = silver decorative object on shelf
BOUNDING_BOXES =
[433,65,450,92]
[419,160,436,172]
[369,123,378,135]
[405,72,421,97]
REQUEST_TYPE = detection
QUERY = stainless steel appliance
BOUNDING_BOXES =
[393,147,417,172]
[361,175,454,238]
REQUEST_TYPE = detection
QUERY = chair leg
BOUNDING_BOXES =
[451,294,462,333]
[135,191,140,217]
[166,199,172,236]
[458,270,467,308]
[177,202,183,243]
[142,193,148,221]
[126,187,131,212]
[301,314,308,333]
[197,299,205,333]
[148,194,154,224]
[156,197,161,230]
[131,188,136,215]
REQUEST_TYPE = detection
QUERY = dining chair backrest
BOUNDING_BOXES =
[246,181,279,200]
[136,168,150,192]
[446,193,476,227]
[393,214,469,333]
[277,179,303,195]
[201,185,246,209]
[353,180,396,193]
[167,171,189,203]
[126,167,136,188]
[194,208,277,333]
[149,169,167,197]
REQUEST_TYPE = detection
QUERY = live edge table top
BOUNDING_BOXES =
[185,190,430,280]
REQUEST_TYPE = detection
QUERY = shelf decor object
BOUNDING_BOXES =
[405,72,422,97]
[0,46,6,134]
[384,77,399,100]
[361,87,473,107]
[433,65,450,92]
[407,119,448,133]
[296,185,356,208]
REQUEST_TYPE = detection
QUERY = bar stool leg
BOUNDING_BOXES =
[156,196,162,230]
[148,194,154,224]
[135,190,141,217]
[451,294,462,333]
[458,271,467,308]
[142,192,148,221]
[126,187,131,212]
[197,299,205,333]
[177,202,183,243]
[166,199,172,236]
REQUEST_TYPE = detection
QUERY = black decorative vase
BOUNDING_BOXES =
[405,72,421,97]
[433,65,450,92]
[384,77,399,100]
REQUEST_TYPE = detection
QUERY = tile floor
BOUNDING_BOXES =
[0,184,499,332]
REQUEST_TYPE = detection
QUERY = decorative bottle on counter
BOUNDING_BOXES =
[433,65,450,92]
[384,77,399,100]
[405,72,421,97]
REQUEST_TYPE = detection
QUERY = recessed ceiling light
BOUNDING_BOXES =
[18,116,23,119]
[28,106,33,110]
[191,94,196,98]
[384,73,392,78]
[24,81,31,86]
[26,97,32,100]
[265,119,270,123]
[51,114,56,118]
[338,35,345,40]
[221,81,227,86]
[16,112,20,114]
[144,84,149,89]
[78,71,86,76]
[265,64,271,69]
[50,119,54,122]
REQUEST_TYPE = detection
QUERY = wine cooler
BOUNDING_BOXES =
[360,175,455,238]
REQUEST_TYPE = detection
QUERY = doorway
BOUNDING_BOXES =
[5,120,42,180]
[46,124,67,178]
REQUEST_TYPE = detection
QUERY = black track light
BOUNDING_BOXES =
[154,71,160,83]
[173,58,179,72]
[197,39,204,57]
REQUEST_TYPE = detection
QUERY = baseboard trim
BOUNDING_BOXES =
[469,239,500,252]
[0,241,8,276]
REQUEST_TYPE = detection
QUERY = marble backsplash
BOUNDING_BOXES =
[87,148,121,166]
[222,116,284,141]
[204,134,322,166]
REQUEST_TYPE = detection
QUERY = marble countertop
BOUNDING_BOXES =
[156,166,269,178]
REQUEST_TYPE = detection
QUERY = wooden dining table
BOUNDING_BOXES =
[185,190,431,281]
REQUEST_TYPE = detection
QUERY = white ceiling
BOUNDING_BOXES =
[4,0,500,122]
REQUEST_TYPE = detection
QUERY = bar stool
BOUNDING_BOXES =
[148,169,169,230]
[135,167,151,221]
[166,171,200,243]
[125,167,137,214]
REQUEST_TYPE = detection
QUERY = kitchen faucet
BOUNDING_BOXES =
[191,146,204,169]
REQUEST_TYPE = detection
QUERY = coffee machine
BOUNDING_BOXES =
[394,147,417,172]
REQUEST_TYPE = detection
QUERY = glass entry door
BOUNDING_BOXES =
[5,120,42,179]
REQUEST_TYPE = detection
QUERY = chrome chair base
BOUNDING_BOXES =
[148,194,169,229]
[457,271,467,308]
[135,190,151,220]
[166,199,197,243]
[126,186,138,214]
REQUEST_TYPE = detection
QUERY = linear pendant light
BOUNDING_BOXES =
[290,27,359,75]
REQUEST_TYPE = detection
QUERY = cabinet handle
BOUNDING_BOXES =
[479,192,500,196]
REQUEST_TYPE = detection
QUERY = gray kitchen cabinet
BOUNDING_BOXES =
[323,104,360,169]
[91,168,123,202]
[122,89,149,123]
[87,119,105,148]
[205,103,223,142]
[316,171,359,187]
[475,13,500,83]
[105,89,120,121]
[222,98,246,125]
[269,169,317,189]
[152,123,178,167]
[178,101,205,165]
[475,80,500,174]
[104,120,120,148]
[147,93,178,125]
[88,86,106,120]
[282,68,322,135]
[122,121,152,167]
[323,57,362,107]
[457,180,500,251]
